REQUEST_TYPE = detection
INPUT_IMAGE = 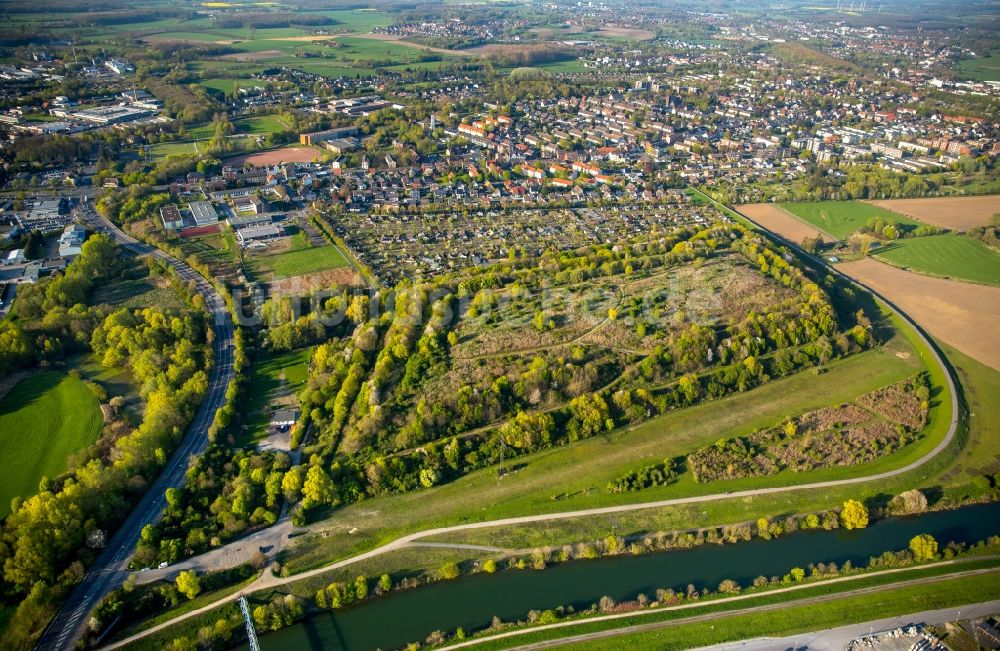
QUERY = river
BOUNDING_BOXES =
[257,501,1000,651]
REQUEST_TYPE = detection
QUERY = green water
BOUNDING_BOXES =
[257,502,1000,651]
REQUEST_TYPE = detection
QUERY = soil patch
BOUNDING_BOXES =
[867,196,1000,232]
[737,203,832,243]
[837,257,1000,371]
[266,267,361,296]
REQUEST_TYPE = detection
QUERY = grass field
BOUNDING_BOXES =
[246,243,349,280]
[782,201,922,239]
[199,77,261,94]
[243,348,311,444]
[957,52,1000,82]
[0,371,103,516]
[874,234,1000,286]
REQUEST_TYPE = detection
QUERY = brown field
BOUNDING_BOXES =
[737,203,832,243]
[217,50,285,61]
[266,267,361,295]
[837,257,1000,371]
[225,146,320,166]
[867,196,1000,231]
[594,26,656,40]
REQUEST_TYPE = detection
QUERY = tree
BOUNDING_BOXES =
[176,570,201,600]
[888,489,928,514]
[840,500,869,530]
[789,567,806,582]
[717,579,741,594]
[909,534,938,561]
[438,561,460,580]
[302,465,336,508]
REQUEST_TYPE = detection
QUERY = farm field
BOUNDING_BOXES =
[736,203,832,244]
[873,234,1000,286]
[868,195,1000,231]
[837,257,1000,371]
[243,348,311,444]
[781,201,921,239]
[0,371,103,517]
[246,242,349,280]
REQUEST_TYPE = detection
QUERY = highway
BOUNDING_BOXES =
[34,202,237,651]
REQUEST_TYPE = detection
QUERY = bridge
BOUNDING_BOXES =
[238,594,261,651]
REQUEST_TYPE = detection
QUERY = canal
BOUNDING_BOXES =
[257,501,1000,651]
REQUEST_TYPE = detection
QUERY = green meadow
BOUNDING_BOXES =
[874,234,1000,285]
[0,372,103,516]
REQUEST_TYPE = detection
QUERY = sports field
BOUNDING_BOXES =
[874,234,1000,286]
[781,201,921,239]
[247,243,349,280]
[0,372,103,516]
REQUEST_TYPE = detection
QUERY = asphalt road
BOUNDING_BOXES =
[34,203,236,651]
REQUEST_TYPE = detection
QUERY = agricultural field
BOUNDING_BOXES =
[873,234,1000,286]
[867,196,1000,232]
[781,201,921,239]
[0,371,103,517]
[837,257,1000,371]
[242,348,311,445]
[737,203,831,244]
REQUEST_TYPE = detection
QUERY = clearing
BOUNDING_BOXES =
[242,348,311,445]
[837,257,1000,371]
[868,196,1000,232]
[873,234,1000,286]
[781,201,920,240]
[0,371,103,516]
[737,203,832,244]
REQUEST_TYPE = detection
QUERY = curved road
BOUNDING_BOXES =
[35,203,236,651]
[102,205,963,650]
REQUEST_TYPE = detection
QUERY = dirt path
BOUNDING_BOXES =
[837,258,1000,371]
[867,196,1000,232]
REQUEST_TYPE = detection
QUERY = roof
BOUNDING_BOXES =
[189,201,218,226]
[271,408,299,424]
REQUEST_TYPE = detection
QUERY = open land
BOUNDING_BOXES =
[868,195,1000,231]
[872,234,1000,286]
[736,203,832,243]
[837,257,1000,371]
[781,201,921,239]
[0,371,103,517]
